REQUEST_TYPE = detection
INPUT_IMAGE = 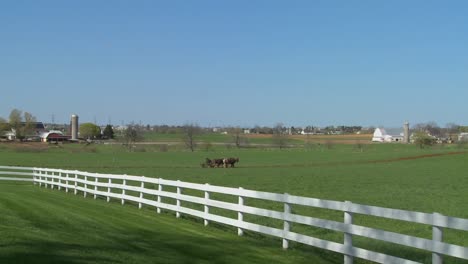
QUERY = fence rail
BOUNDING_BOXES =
[0,166,35,181]
[1,165,467,264]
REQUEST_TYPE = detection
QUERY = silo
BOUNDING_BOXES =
[403,121,410,143]
[71,114,79,140]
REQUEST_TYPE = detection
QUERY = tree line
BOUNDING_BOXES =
[0,109,37,141]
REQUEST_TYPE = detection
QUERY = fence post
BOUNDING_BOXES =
[238,187,244,236]
[107,178,111,202]
[176,180,182,218]
[139,177,144,209]
[344,201,354,264]
[204,183,210,226]
[74,172,78,195]
[157,179,162,214]
[45,171,48,188]
[53,171,57,189]
[38,170,42,187]
[283,193,291,250]
[58,171,62,190]
[50,171,54,189]
[432,212,444,264]
[94,177,98,199]
[121,177,126,205]
[84,174,88,198]
[65,173,69,193]
[32,169,36,185]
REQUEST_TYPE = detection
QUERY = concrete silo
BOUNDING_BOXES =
[403,121,410,144]
[71,114,79,141]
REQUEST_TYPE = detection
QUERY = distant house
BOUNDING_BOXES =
[372,128,404,142]
[3,122,46,140]
[114,125,128,132]
[4,131,16,141]
[459,133,468,142]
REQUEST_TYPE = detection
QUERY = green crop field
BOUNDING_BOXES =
[1,142,467,263]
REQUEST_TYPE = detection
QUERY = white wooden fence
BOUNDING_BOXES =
[0,166,34,181]
[1,165,468,264]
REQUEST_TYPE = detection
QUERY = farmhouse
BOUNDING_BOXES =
[372,127,404,142]
[459,133,468,142]
[2,122,46,141]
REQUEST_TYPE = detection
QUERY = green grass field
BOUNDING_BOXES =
[1,142,467,263]
[0,182,334,264]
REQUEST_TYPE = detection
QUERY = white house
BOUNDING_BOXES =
[372,128,404,142]
[459,133,468,142]
[4,131,16,141]
[2,122,46,141]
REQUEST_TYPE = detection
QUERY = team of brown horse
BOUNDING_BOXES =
[202,157,239,168]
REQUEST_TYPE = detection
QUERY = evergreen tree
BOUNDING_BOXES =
[103,125,114,139]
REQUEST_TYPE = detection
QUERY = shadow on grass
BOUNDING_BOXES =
[0,226,341,264]
[0,185,341,264]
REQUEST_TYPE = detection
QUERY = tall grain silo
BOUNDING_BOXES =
[71,114,79,140]
[403,121,410,143]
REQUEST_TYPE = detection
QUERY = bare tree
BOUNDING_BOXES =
[23,112,37,136]
[304,133,314,150]
[426,122,443,137]
[445,123,458,133]
[122,125,143,151]
[183,123,200,152]
[230,126,248,148]
[272,123,288,149]
[324,140,334,150]
[354,140,364,152]
[9,109,22,140]
[0,117,10,134]
[413,122,442,138]
[201,141,213,151]
[8,109,36,141]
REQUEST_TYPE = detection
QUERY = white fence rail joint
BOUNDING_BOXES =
[1,165,468,264]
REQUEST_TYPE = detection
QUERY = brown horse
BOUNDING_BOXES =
[203,158,215,168]
[213,158,225,168]
[223,157,239,168]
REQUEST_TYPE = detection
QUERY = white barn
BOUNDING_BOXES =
[372,128,404,143]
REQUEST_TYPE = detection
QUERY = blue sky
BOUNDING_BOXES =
[1,1,467,128]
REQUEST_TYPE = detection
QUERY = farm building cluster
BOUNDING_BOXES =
[371,122,410,143]
[1,115,80,143]
[2,116,468,145]
[1,122,70,142]
[371,122,462,144]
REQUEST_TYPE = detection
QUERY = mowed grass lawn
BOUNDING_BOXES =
[0,182,335,264]
[1,142,468,263]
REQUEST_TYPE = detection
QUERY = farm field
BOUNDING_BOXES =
[1,142,468,263]
[141,131,373,145]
